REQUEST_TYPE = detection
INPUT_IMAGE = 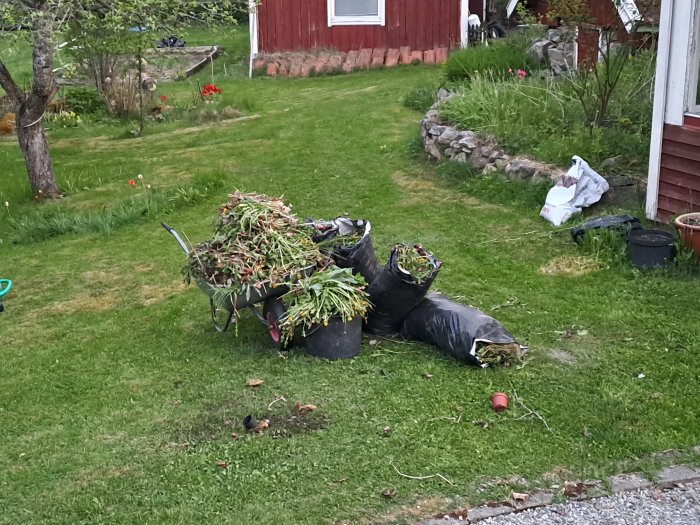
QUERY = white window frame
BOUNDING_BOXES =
[327,0,385,26]
[687,1,700,115]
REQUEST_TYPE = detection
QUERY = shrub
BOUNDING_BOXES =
[444,42,535,82]
[62,87,105,115]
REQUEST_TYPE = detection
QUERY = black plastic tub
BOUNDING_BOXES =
[629,229,675,268]
[303,317,362,359]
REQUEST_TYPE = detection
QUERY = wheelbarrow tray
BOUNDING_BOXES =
[195,264,315,312]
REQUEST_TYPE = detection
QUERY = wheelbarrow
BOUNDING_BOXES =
[162,223,311,348]
[0,279,11,313]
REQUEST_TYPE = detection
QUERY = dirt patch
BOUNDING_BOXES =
[49,291,119,314]
[548,349,577,365]
[539,255,602,277]
[176,399,329,443]
[139,282,187,306]
[365,496,453,525]
[393,171,495,209]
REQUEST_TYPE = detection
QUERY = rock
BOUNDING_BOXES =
[548,29,562,43]
[494,158,509,170]
[548,47,573,75]
[444,148,455,157]
[609,473,652,493]
[454,153,468,164]
[478,145,495,159]
[428,124,447,136]
[528,40,552,62]
[424,139,442,160]
[489,149,504,160]
[436,88,452,103]
[483,163,498,174]
[470,156,491,170]
[438,128,460,145]
[457,133,479,150]
[467,504,514,521]
[530,169,553,184]
[423,109,440,123]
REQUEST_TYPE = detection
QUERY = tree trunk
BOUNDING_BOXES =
[16,112,59,197]
[0,2,61,199]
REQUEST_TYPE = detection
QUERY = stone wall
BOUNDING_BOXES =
[420,90,565,183]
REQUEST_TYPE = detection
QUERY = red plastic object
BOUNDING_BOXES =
[491,392,509,412]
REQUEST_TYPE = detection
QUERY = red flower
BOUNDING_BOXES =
[128,179,135,186]
[201,83,222,97]
[160,95,167,101]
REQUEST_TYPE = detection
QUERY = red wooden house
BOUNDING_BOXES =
[249,0,487,57]
[646,0,700,221]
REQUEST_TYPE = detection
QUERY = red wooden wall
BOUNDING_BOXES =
[657,124,700,221]
[257,0,461,53]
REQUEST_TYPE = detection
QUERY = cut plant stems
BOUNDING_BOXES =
[184,192,329,300]
[278,266,370,344]
[395,243,437,284]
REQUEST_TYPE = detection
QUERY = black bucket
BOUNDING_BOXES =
[303,317,362,359]
[629,229,675,268]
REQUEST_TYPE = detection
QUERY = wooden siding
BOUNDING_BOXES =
[257,0,461,53]
[657,124,700,221]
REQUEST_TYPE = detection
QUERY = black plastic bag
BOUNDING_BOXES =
[365,244,442,334]
[570,215,641,244]
[306,218,380,285]
[157,35,186,48]
[400,293,524,367]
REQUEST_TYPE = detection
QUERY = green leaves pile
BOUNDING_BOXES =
[278,266,370,343]
[184,192,328,294]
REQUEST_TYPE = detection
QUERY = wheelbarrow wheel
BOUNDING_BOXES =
[209,298,235,332]
[263,298,287,350]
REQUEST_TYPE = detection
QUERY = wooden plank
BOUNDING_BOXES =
[406,0,417,49]
[288,0,301,51]
[386,0,400,49]
[658,194,697,216]
[660,168,700,192]
[660,153,700,177]
[299,0,310,49]
[663,123,700,148]
[659,181,694,202]
[662,137,700,163]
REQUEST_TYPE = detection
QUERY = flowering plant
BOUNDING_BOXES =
[508,67,528,80]
[201,84,222,97]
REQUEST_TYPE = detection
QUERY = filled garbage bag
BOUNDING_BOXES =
[400,293,525,367]
[307,218,380,285]
[366,244,442,334]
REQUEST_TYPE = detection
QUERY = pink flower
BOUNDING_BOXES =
[517,69,527,78]
[508,67,513,74]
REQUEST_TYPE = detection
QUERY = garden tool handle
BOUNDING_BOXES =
[161,223,190,255]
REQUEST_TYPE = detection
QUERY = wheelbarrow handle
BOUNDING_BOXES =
[161,222,190,255]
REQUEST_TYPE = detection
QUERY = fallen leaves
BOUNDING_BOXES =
[511,492,529,502]
[245,378,264,387]
[295,401,317,412]
[381,488,397,499]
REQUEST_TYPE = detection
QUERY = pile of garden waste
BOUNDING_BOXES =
[184,192,329,294]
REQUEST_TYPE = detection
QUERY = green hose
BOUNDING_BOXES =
[0,279,12,298]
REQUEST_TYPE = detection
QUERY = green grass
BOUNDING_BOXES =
[1,33,700,525]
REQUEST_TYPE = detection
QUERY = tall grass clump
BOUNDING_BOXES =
[444,41,536,82]
[440,48,656,168]
[401,78,442,113]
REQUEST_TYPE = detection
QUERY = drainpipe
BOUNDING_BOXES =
[645,0,674,221]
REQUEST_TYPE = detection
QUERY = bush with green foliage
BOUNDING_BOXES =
[62,87,107,116]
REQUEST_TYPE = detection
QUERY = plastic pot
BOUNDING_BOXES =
[303,316,362,360]
[674,212,700,260]
[491,392,509,412]
[628,229,675,269]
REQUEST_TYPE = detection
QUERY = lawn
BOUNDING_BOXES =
[1,29,700,525]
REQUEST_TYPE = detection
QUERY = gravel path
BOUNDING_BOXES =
[480,481,700,525]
